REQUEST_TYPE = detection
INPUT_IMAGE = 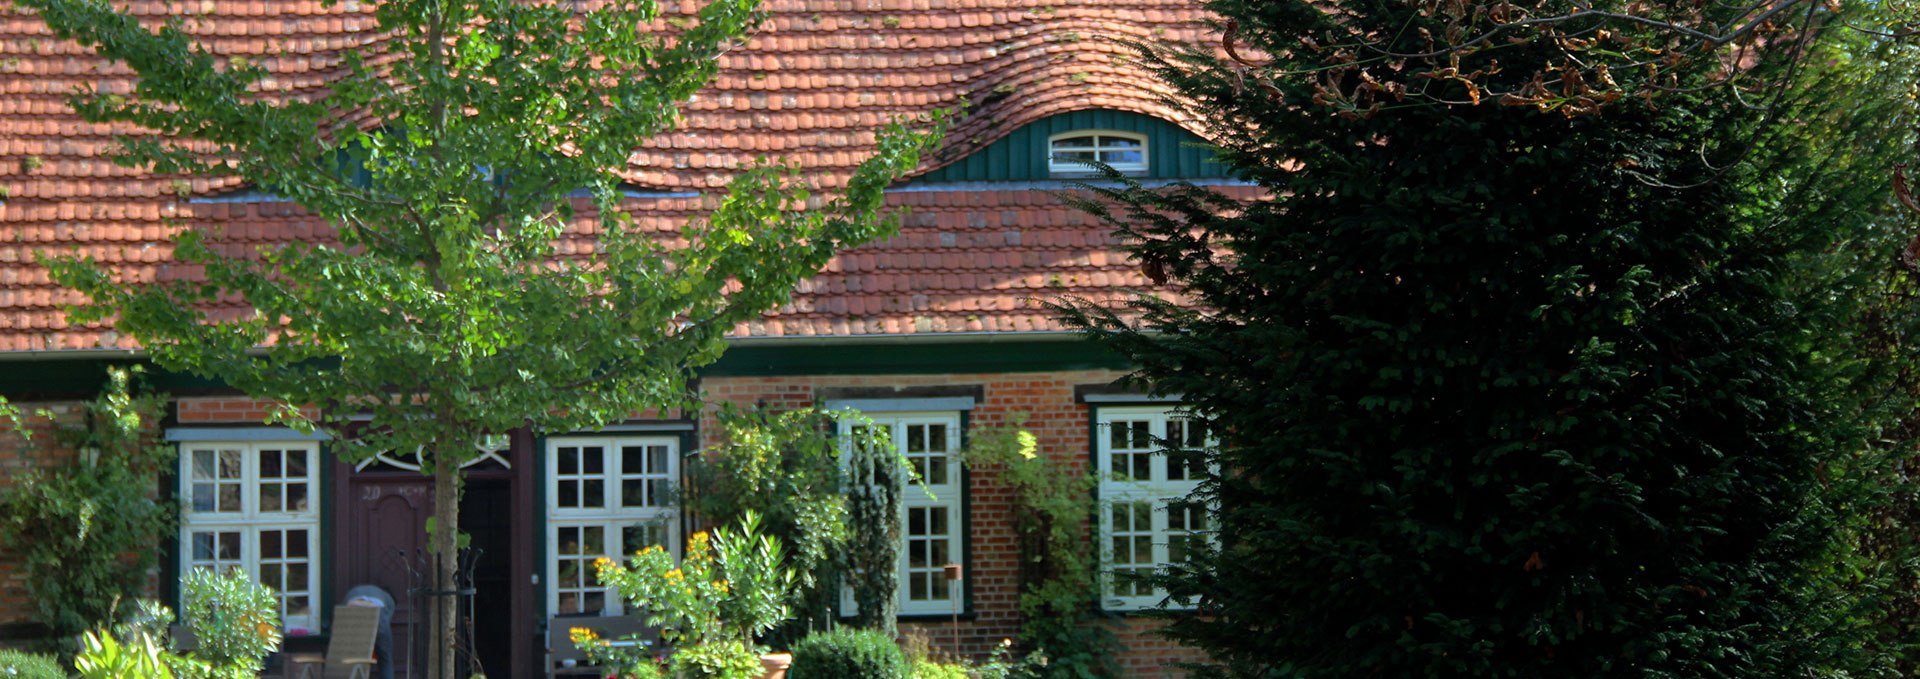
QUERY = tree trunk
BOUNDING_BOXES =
[427,453,461,679]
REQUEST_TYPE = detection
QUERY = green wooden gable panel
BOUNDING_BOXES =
[915,109,1228,182]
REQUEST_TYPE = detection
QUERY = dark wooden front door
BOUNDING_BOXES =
[333,437,536,679]
[336,471,433,678]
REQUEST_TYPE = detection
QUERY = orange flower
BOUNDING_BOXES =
[569,626,599,645]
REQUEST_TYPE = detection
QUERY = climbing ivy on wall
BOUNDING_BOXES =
[963,416,1118,678]
[0,368,178,639]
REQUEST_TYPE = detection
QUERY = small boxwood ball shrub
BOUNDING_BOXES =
[788,628,906,679]
[0,649,66,679]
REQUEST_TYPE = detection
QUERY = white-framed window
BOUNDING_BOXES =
[840,412,965,617]
[1048,130,1148,176]
[545,436,678,617]
[178,442,322,633]
[1095,406,1212,611]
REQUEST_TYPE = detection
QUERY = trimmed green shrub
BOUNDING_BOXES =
[909,660,968,679]
[788,629,906,679]
[179,569,280,675]
[0,649,65,679]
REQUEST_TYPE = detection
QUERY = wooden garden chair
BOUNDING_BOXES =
[288,605,380,679]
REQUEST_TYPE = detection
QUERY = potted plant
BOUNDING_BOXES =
[576,512,799,679]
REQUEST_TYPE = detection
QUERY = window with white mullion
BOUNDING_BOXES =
[1106,499,1157,600]
[254,525,316,623]
[545,437,679,619]
[1167,502,1211,564]
[1095,407,1212,611]
[839,412,966,617]
[178,441,321,632]
[552,443,609,511]
[1106,417,1154,483]
[187,446,246,514]
[255,446,313,514]
[186,529,245,573]
[904,505,954,604]
[550,522,612,616]
[617,442,672,509]
[1048,130,1148,176]
[896,416,961,614]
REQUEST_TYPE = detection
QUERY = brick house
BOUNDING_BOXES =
[0,1,1249,676]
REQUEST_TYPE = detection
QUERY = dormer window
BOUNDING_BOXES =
[1048,131,1148,176]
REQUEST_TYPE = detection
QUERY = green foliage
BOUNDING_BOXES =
[1788,14,1920,674]
[73,630,173,679]
[685,407,890,639]
[177,569,281,676]
[564,624,666,679]
[588,512,796,679]
[0,397,18,436]
[0,649,65,679]
[960,418,1115,678]
[25,0,945,466]
[114,599,178,644]
[17,1,941,675]
[787,628,906,679]
[0,367,177,638]
[670,639,764,679]
[967,640,1052,679]
[844,424,905,637]
[908,660,969,679]
[106,600,227,679]
[1055,0,1919,676]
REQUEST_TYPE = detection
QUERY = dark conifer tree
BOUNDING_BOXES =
[1061,1,1920,676]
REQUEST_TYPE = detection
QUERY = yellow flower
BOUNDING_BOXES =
[569,627,598,644]
[712,579,729,593]
[664,568,684,581]
[594,557,612,569]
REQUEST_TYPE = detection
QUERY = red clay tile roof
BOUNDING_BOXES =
[0,0,1230,353]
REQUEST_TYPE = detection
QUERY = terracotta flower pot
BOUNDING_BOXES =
[759,652,793,679]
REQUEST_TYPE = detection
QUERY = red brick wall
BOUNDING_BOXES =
[703,370,1206,677]
[1111,617,1207,677]
[175,396,315,423]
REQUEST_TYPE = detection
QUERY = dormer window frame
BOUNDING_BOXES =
[1047,129,1150,177]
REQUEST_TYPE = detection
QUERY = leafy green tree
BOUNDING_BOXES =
[17,1,942,676]
[1060,0,1918,676]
